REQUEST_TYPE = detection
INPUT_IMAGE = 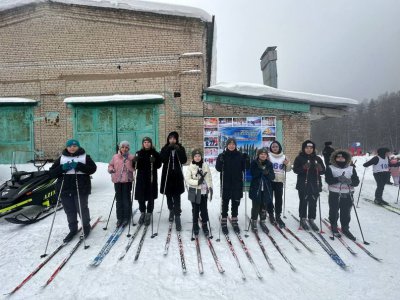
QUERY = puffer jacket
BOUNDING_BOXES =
[108,152,135,183]
[185,162,213,190]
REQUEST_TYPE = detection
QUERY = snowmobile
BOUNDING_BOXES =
[0,155,61,224]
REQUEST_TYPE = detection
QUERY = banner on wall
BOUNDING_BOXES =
[203,116,276,166]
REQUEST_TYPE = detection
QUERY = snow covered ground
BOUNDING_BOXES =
[1,157,399,300]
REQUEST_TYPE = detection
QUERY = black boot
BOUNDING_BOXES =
[251,219,258,232]
[259,219,269,233]
[63,230,78,243]
[83,225,91,238]
[168,210,174,222]
[331,224,341,237]
[269,214,276,225]
[308,219,319,232]
[144,213,152,226]
[342,228,356,241]
[202,222,210,236]
[276,215,285,228]
[231,217,240,233]
[221,218,228,235]
[175,215,182,231]
[192,223,200,235]
[138,213,145,225]
[300,218,309,230]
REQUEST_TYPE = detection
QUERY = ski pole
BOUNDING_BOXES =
[208,220,213,239]
[41,176,64,258]
[283,165,287,219]
[396,182,400,204]
[356,167,367,207]
[127,155,138,237]
[349,188,370,245]
[150,155,154,236]
[216,168,223,242]
[103,195,116,230]
[244,164,249,238]
[152,153,170,238]
[315,161,324,234]
[75,170,89,249]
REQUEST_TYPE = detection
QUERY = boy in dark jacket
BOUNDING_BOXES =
[49,139,97,242]
[363,147,391,205]
[160,131,187,231]
[325,150,360,240]
[322,141,335,166]
[293,140,325,231]
[249,148,275,232]
[216,138,246,234]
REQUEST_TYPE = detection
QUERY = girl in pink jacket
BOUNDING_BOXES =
[108,141,135,227]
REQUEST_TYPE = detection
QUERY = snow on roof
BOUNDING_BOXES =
[64,94,164,103]
[205,82,359,108]
[0,97,38,103]
[0,0,212,22]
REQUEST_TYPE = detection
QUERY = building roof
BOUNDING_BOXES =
[0,0,212,22]
[205,82,359,108]
[0,97,38,103]
[64,94,164,104]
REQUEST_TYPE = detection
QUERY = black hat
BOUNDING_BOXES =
[257,148,269,156]
[142,136,153,144]
[302,140,316,153]
[325,141,332,146]
[191,148,203,158]
[226,137,237,147]
[167,131,179,143]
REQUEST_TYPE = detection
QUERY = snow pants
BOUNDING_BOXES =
[114,182,132,222]
[62,193,90,232]
[298,191,319,219]
[328,192,353,229]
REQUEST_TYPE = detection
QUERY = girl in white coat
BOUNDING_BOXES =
[185,149,213,236]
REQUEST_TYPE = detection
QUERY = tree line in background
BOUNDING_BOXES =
[311,91,400,154]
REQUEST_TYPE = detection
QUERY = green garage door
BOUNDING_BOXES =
[74,104,159,162]
[0,106,34,164]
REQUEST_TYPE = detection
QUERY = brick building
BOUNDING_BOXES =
[0,1,357,164]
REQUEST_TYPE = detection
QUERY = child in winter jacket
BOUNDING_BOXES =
[134,137,162,226]
[293,140,325,231]
[108,141,135,227]
[389,156,400,186]
[249,148,275,232]
[216,137,247,234]
[325,150,360,240]
[160,131,187,231]
[185,149,213,236]
[268,141,291,227]
[363,147,391,205]
[49,139,97,243]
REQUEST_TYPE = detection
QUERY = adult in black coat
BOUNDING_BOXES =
[215,137,246,234]
[134,137,162,225]
[49,139,97,242]
[159,131,187,230]
[322,141,335,166]
[293,140,325,231]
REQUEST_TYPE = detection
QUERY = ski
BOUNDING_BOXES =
[228,218,263,279]
[322,219,357,255]
[43,216,101,287]
[222,232,246,280]
[252,227,274,270]
[289,212,347,270]
[284,226,314,253]
[324,218,382,261]
[204,234,224,273]
[134,225,148,261]
[194,235,204,274]
[273,224,300,251]
[259,221,296,271]
[90,223,127,267]
[6,227,83,295]
[164,221,173,255]
[118,223,143,260]
[177,231,187,274]
[363,198,400,215]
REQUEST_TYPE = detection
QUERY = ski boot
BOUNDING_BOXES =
[83,225,91,238]
[192,223,200,236]
[300,218,309,230]
[221,218,228,235]
[331,224,341,238]
[251,219,258,232]
[168,210,174,222]
[63,230,78,243]
[175,215,182,231]
[202,222,210,236]
[138,213,145,225]
[276,215,286,228]
[259,219,269,233]
[342,228,356,241]
[269,213,276,225]
[231,217,240,233]
[144,213,152,226]
[116,219,124,227]
[308,219,319,232]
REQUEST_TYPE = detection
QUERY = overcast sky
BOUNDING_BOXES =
[151,0,399,101]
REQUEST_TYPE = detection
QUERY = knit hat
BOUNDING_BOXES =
[226,137,237,147]
[167,131,179,143]
[325,141,332,146]
[301,140,315,153]
[142,137,153,145]
[119,140,130,148]
[257,148,269,156]
[66,139,80,147]
[191,148,203,158]
[269,140,282,154]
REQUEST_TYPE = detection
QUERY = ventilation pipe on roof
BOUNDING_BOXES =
[260,46,278,88]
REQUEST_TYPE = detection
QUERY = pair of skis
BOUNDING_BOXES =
[363,198,400,215]
[7,216,101,295]
[164,221,187,273]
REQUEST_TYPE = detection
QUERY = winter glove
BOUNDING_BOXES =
[62,162,73,171]
[257,160,266,170]
[168,143,179,150]
[338,175,352,185]
[209,187,213,201]
[303,161,311,170]
[198,177,205,185]
[149,155,156,163]
[218,154,224,163]
[70,161,78,170]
